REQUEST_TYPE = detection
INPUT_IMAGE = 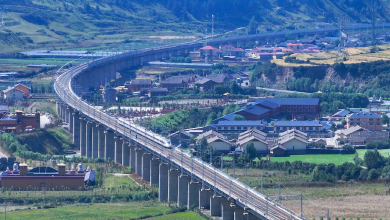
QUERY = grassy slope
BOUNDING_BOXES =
[16,127,76,155]
[269,149,390,165]
[0,0,389,54]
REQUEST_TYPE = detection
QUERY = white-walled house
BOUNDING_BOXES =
[3,87,24,100]
[207,136,232,153]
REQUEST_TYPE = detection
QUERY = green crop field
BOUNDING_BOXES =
[5,202,171,220]
[269,149,390,165]
[151,211,206,220]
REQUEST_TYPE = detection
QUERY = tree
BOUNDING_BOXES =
[364,149,385,170]
[340,119,347,126]
[240,142,257,162]
[233,115,246,121]
[382,114,389,126]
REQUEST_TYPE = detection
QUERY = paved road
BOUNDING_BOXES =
[256,87,312,95]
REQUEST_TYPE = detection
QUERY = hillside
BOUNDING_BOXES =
[0,0,389,53]
[16,127,76,155]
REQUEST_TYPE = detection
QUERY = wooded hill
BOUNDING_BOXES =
[0,0,389,53]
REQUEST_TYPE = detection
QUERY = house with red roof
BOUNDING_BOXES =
[287,43,303,50]
[230,48,245,57]
[200,45,220,59]
[221,45,235,51]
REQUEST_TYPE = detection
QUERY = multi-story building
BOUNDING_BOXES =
[346,111,383,131]
[125,79,152,92]
[274,121,323,133]
[210,121,266,135]
[255,98,321,120]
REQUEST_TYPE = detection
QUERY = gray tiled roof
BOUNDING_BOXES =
[274,121,322,127]
[255,98,320,106]
[346,111,381,118]
[130,79,152,85]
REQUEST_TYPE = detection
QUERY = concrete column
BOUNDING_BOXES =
[221,199,234,220]
[178,175,190,207]
[73,112,80,149]
[79,118,86,156]
[64,108,69,123]
[210,195,222,217]
[61,105,65,121]
[188,182,201,209]
[114,137,123,164]
[91,124,99,159]
[245,213,259,220]
[122,140,130,167]
[104,130,115,160]
[234,208,246,220]
[142,153,152,182]
[98,125,105,158]
[159,163,169,202]
[135,148,144,176]
[86,121,92,158]
[130,144,135,169]
[68,108,73,133]
[199,188,212,209]
[168,169,179,202]
[150,157,160,187]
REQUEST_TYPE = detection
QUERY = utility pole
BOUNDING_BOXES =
[220,153,224,171]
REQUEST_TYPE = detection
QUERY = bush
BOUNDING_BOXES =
[367,169,381,180]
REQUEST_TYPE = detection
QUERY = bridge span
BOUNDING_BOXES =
[54,44,306,219]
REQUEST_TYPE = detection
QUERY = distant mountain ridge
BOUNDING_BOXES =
[0,0,388,53]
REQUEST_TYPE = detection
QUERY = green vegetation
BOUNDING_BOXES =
[5,202,170,220]
[15,127,76,155]
[269,149,390,165]
[0,0,388,53]
[152,211,206,220]
[141,103,242,135]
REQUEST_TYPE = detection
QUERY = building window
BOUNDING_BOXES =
[377,119,380,121]
[224,127,228,130]
[243,127,247,130]
[237,127,241,130]
[369,119,373,121]
[40,182,46,187]
[377,123,381,125]
[369,123,373,125]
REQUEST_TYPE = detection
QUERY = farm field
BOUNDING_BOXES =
[273,45,390,67]
[4,202,171,220]
[269,149,390,165]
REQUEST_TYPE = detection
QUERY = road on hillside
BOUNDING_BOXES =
[256,87,312,95]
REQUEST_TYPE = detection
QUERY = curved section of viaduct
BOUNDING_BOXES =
[55,25,376,219]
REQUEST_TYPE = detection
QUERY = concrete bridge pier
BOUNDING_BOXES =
[72,112,80,150]
[159,163,169,202]
[178,175,190,207]
[68,108,74,133]
[199,188,212,209]
[150,157,160,187]
[244,213,259,220]
[86,121,93,158]
[104,130,115,160]
[210,195,222,217]
[64,106,69,123]
[97,125,105,158]
[188,182,201,209]
[135,148,144,176]
[234,208,246,220]
[79,118,86,156]
[122,140,130,167]
[91,123,99,159]
[114,136,123,164]
[142,153,152,182]
[221,199,234,220]
[130,144,135,170]
[168,169,179,202]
